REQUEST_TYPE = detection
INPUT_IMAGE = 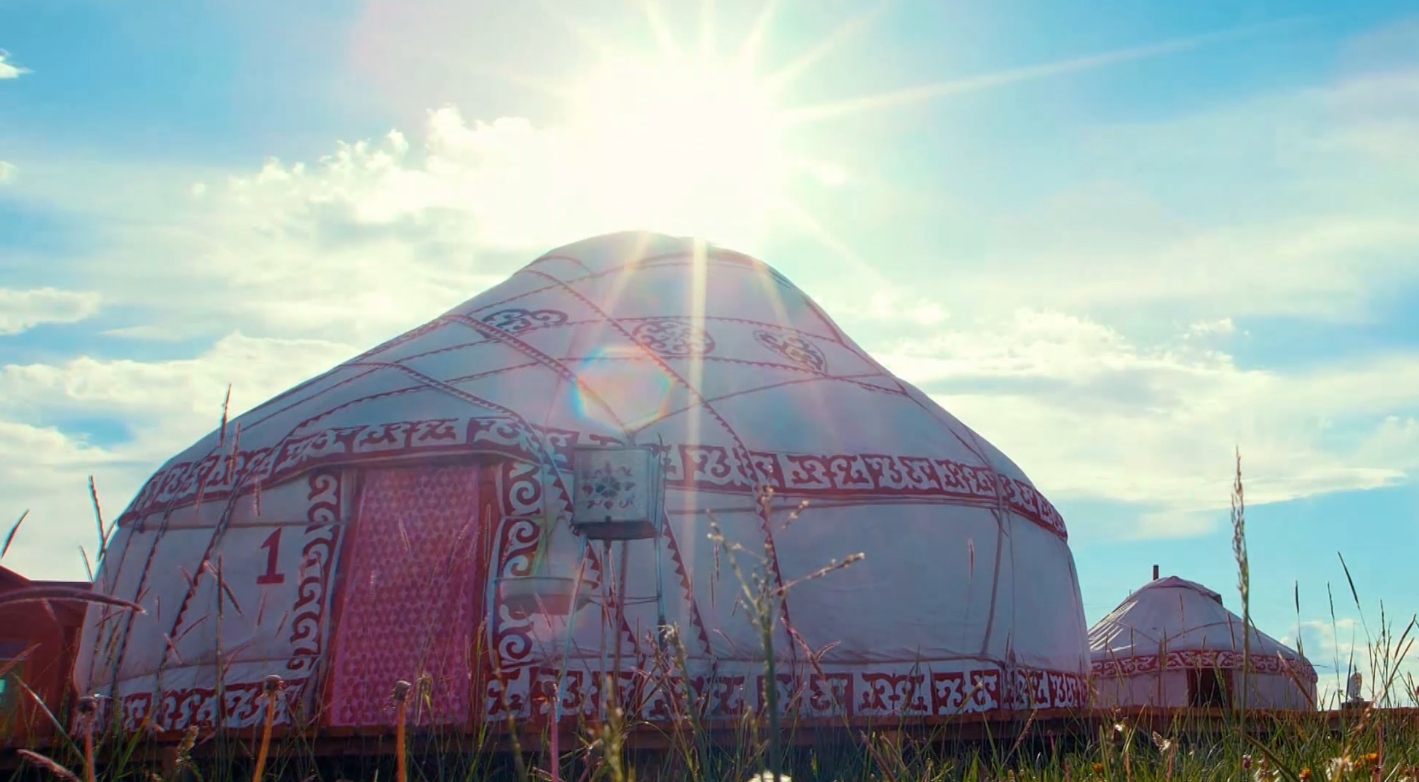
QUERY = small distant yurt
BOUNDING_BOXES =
[75,232,1091,736]
[1089,573,1317,710]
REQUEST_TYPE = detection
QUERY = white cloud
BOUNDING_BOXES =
[0,50,28,79]
[817,287,950,327]
[0,419,131,575]
[826,55,1419,325]
[1186,317,1236,338]
[929,192,1419,325]
[25,107,784,346]
[874,309,1419,527]
[1129,510,1221,541]
[5,39,1414,345]
[0,333,359,580]
[0,287,101,334]
[99,324,195,341]
[0,160,14,183]
[0,332,356,431]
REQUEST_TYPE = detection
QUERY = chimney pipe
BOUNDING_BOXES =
[1152,564,1160,580]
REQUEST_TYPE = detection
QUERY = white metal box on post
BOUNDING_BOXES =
[569,444,666,541]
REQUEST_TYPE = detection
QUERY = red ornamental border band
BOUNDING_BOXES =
[85,418,1078,733]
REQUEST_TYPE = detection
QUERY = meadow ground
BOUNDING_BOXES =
[3,699,1418,782]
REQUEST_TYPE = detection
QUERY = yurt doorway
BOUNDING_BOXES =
[1187,667,1232,708]
[324,462,500,729]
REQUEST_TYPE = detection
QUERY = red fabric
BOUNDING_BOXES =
[0,569,85,748]
[326,464,492,727]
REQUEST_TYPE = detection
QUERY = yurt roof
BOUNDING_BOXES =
[115,231,1067,542]
[1090,574,1317,682]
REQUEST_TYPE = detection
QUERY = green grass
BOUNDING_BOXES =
[3,699,1417,782]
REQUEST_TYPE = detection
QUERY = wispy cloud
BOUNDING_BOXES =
[0,333,359,576]
[875,309,1419,529]
[8,115,549,345]
[11,41,1418,339]
[0,288,101,335]
[0,50,29,79]
[801,56,1419,325]
[5,106,788,347]
[781,17,1317,125]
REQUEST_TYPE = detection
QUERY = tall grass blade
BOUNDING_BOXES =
[88,475,106,564]
[219,383,232,446]
[2,508,27,559]
[1231,446,1251,723]
[1243,733,1304,782]
[1339,552,1361,611]
[0,585,143,611]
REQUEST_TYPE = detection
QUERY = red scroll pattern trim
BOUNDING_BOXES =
[486,663,1088,722]
[1091,649,1319,683]
[488,456,643,675]
[285,471,342,678]
[488,455,565,670]
[678,445,1066,539]
[118,416,1068,541]
[112,678,307,732]
[489,516,542,666]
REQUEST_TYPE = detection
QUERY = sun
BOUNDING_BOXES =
[563,51,790,248]
[486,2,1255,271]
[511,2,878,252]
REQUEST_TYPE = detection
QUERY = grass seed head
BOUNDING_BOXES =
[16,750,81,782]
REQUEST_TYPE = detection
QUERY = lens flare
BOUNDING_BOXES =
[568,345,677,432]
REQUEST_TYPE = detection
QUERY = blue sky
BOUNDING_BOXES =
[2,0,1417,704]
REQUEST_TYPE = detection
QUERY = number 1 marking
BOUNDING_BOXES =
[257,528,285,585]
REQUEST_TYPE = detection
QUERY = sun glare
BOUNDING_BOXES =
[566,53,788,246]
[496,2,1256,272]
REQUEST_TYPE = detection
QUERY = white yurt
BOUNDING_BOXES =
[75,231,1091,733]
[1089,573,1317,710]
